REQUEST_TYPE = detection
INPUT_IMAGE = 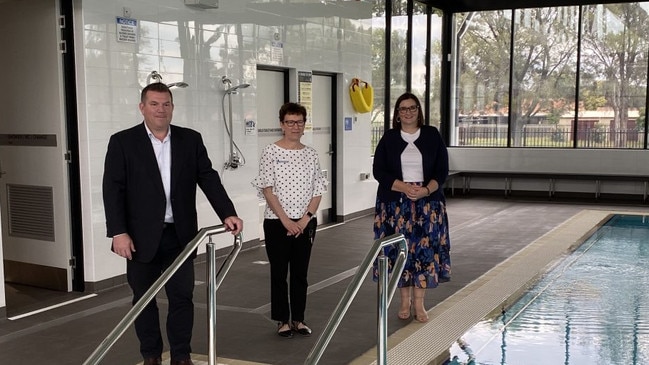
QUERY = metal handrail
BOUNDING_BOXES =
[83,225,242,365]
[304,233,407,365]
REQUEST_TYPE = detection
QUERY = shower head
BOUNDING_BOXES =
[225,83,250,94]
[167,82,189,89]
[147,71,188,89]
[147,71,163,84]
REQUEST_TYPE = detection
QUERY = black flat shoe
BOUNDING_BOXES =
[291,321,312,336]
[277,322,293,338]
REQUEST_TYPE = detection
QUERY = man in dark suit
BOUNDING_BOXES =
[103,82,243,365]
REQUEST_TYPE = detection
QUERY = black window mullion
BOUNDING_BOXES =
[385,1,392,131]
[506,10,515,147]
[406,0,414,92]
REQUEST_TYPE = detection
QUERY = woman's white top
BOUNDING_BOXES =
[400,128,423,182]
[252,143,328,219]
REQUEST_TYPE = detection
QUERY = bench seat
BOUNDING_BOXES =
[445,171,649,202]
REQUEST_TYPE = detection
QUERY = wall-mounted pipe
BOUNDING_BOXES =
[221,76,249,170]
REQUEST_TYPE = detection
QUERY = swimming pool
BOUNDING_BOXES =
[448,214,649,365]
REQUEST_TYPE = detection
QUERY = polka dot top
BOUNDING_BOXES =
[252,143,328,219]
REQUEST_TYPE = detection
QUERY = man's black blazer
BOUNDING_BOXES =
[102,122,237,263]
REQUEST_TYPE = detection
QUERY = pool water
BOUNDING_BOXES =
[448,214,649,365]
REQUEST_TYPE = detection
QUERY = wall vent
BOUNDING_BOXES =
[7,184,55,242]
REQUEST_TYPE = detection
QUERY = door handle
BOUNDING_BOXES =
[0,160,6,178]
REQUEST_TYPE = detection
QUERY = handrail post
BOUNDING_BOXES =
[377,255,389,365]
[304,233,407,365]
[83,225,241,365]
[207,232,242,365]
[207,236,217,365]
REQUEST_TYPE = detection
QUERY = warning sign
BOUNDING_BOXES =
[116,17,138,44]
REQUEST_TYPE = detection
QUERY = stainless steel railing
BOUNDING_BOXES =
[304,233,407,365]
[83,225,242,365]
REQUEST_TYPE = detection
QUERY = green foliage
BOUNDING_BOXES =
[637,107,645,130]
[580,89,607,110]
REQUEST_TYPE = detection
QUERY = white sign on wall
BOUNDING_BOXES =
[270,32,283,64]
[245,118,256,136]
[298,71,313,132]
[116,17,138,43]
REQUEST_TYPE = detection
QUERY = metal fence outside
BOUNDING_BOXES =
[370,124,646,151]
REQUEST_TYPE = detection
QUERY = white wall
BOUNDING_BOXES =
[449,148,649,195]
[75,0,377,284]
[450,148,649,174]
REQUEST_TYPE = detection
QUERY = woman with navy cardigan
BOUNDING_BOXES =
[372,92,451,323]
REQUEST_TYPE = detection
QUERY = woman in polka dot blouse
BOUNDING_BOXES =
[252,102,327,338]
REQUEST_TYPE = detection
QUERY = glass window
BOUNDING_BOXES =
[371,0,387,153]
[451,11,512,147]
[579,3,648,149]
[411,2,427,119]
[511,7,578,147]
[429,9,443,129]
[370,1,445,153]
[450,3,649,149]
[390,0,409,115]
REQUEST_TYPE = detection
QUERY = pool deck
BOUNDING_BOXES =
[351,209,621,365]
[1,197,647,365]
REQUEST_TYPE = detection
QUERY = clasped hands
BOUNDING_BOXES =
[283,216,310,237]
[405,183,430,201]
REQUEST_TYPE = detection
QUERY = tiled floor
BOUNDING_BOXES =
[1,196,647,365]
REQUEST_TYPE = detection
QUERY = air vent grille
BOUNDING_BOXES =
[7,184,55,242]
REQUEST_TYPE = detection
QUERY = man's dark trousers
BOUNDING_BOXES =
[126,224,194,360]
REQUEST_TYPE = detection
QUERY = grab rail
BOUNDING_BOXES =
[83,225,242,365]
[304,233,407,365]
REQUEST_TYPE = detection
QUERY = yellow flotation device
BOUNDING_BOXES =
[349,78,373,113]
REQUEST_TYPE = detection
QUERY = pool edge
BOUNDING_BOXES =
[349,209,633,365]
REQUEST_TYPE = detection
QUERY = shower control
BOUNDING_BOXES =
[225,152,241,170]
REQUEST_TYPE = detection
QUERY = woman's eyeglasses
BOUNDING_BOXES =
[282,120,306,127]
[398,105,419,114]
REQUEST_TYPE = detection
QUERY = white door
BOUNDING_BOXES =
[0,0,73,291]
[309,74,334,223]
[256,69,287,240]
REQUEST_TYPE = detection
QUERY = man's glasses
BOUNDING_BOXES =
[282,120,306,127]
[398,105,419,114]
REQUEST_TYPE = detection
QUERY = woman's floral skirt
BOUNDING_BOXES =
[372,194,451,288]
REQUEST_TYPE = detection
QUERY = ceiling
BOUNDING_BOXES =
[425,0,635,13]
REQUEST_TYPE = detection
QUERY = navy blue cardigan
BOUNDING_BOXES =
[372,125,449,203]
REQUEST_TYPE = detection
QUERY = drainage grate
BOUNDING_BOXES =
[7,184,55,242]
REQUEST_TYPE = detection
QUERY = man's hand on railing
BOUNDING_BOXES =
[223,216,243,235]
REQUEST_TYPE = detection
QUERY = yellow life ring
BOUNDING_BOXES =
[349,78,373,113]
